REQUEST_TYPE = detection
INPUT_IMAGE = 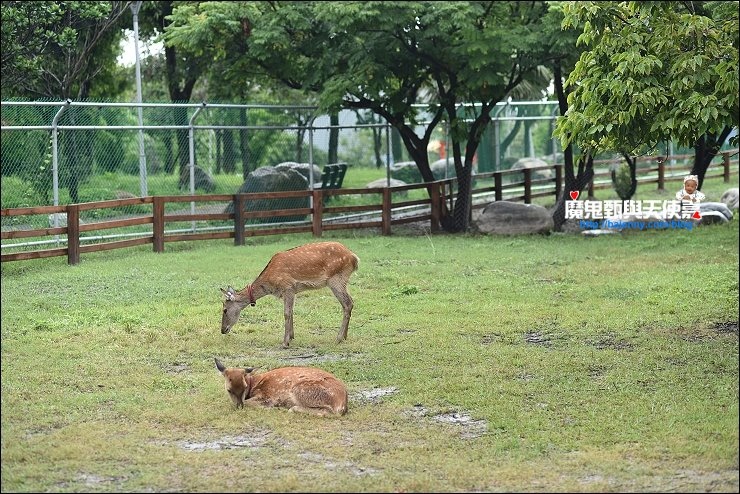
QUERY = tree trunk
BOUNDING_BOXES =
[499,119,522,164]
[328,112,339,164]
[223,130,236,174]
[551,58,594,231]
[373,127,383,168]
[391,128,404,163]
[552,151,594,231]
[692,127,732,189]
[523,121,534,157]
[240,107,250,180]
[163,134,175,174]
[215,130,222,174]
[296,126,305,162]
[610,154,637,200]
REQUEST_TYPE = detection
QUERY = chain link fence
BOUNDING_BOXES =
[6,99,714,253]
[0,100,568,226]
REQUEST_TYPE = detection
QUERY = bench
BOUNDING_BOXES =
[317,163,348,197]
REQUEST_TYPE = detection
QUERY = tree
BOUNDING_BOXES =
[555,1,739,189]
[1,1,130,100]
[136,1,209,182]
[539,2,595,231]
[1,1,132,204]
[165,1,553,232]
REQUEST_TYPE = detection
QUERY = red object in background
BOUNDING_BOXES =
[438,140,446,159]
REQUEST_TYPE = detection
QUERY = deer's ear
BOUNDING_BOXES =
[221,287,236,301]
[244,367,257,374]
[215,358,226,373]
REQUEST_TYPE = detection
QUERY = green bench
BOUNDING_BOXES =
[318,163,348,192]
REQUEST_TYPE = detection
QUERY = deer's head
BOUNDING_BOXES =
[220,286,250,334]
[215,358,256,408]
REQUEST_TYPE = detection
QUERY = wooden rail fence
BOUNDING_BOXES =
[2,150,736,265]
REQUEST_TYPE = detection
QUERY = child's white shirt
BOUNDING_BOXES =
[675,188,706,202]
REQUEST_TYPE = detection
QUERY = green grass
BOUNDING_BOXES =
[2,220,738,492]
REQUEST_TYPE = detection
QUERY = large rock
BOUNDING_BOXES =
[510,157,554,181]
[699,202,734,221]
[430,157,469,180]
[179,165,216,192]
[366,177,407,188]
[224,166,309,223]
[275,162,322,187]
[474,201,554,235]
[720,188,739,209]
[389,161,422,184]
[366,177,408,197]
[698,211,729,226]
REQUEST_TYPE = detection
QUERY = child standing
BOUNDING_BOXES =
[676,174,706,203]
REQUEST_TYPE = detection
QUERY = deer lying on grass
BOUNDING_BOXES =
[215,358,348,416]
[220,241,359,348]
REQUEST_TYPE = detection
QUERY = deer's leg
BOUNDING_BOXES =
[329,279,353,342]
[283,292,295,348]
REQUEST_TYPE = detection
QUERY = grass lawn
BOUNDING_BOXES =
[1,216,738,492]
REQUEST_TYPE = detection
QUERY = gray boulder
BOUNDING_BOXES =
[48,212,86,228]
[275,162,322,187]
[225,166,309,223]
[367,177,407,188]
[390,161,422,184]
[510,157,554,181]
[720,188,739,209]
[474,201,554,235]
[699,202,734,221]
[698,211,729,226]
[179,165,216,192]
[367,177,408,197]
[430,157,470,180]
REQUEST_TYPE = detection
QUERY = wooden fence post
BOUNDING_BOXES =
[494,172,502,201]
[381,187,392,235]
[312,189,323,237]
[152,196,164,253]
[66,205,80,265]
[523,168,532,204]
[723,152,731,182]
[234,194,245,246]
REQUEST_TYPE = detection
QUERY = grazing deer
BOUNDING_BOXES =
[220,241,359,348]
[215,358,348,416]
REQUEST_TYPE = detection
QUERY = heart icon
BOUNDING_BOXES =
[569,191,579,200]
[692,211,701,219]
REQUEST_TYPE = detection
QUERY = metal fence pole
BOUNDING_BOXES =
[308,124,315,210]
[385,124,391,187]
[188,102,206,231]
[131,1,148,197]
[51,99,71,241]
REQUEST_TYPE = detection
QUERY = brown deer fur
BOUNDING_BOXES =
[214,358,348,416]
[220,241,359,347]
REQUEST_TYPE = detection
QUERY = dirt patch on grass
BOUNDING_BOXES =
[164,362,191,373]
[587,333,635,351]
[404,404,488,439]
[712,321,738,334]
[353,386,398,404]
[297,451,379,476]
[169,429,288,452]
[54,473,129,491]
[525,331,552,347]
